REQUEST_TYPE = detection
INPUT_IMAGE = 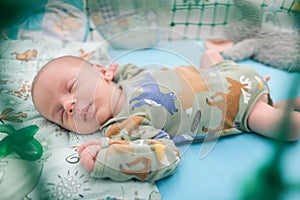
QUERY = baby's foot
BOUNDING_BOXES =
[79,140,102,172]
[201,49,224,68]
[264,76,270,82]
[204,39,234,52]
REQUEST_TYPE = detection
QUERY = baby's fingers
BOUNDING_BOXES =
[78,139,101,154]
[79,145,101,172]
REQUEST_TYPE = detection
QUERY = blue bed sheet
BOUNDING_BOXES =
[108,40,300,200]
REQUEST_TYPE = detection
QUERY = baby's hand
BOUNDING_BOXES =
[108,63,118,79]
[78,139,102,172]
[95,63,118,79]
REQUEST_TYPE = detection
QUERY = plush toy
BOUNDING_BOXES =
[205,0,300,72]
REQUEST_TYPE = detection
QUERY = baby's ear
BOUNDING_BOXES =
[102,68,114,81]
[92,63,115,81]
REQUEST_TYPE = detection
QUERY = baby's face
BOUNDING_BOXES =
[32,57,115,134]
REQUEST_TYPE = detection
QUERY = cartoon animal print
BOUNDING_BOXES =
[120,157,151,181]
[150,139,180,166]
[149,140,167,161]
[106,116,145,138]
[173,66,211,115]
[53,14,81,35]
[8,79,32,100]
[191,110,201,132]
[202,77,251,133]
[106,139,135,156]
[129,73,178,115]
[11,49,37,61]
[0,108,27,123]
[79,49,95,60]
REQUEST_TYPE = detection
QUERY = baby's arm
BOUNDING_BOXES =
[79,124,180,182]
[113,63,146,82]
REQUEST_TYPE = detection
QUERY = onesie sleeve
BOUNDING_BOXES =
[113,63,145,83]
[90,116,181,182]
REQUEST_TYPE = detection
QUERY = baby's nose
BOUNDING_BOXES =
[64,100,75,115]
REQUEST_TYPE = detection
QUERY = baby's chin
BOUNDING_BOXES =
[71,122,100,134]
[71,113,101,134]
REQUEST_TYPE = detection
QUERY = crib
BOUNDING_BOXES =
[0,0,300,199]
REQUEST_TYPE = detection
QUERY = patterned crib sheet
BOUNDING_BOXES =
[1,0,89,42]
[0,39,160,200]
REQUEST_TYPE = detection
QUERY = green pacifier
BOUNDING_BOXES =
[0,124,43,161]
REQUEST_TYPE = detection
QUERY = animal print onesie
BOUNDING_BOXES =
[91,61,272,182]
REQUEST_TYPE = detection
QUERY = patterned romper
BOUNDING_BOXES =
[90,61,272,182]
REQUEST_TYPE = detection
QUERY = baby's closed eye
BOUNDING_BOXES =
[57,108,65,123]
[66,78,76,93]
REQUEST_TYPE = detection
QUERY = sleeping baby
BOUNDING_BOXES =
[31,50,300,182]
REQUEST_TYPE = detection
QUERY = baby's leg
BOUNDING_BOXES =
[248,97,300,141]
[200,49,224,68]
[273,97,300,112]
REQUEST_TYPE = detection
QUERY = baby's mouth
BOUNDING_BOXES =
[78,103,95,121]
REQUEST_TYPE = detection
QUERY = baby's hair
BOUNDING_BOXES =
[31,56,85,106]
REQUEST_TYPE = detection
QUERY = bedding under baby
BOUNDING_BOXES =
[1,39,300,200]
[0,40,160,200]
